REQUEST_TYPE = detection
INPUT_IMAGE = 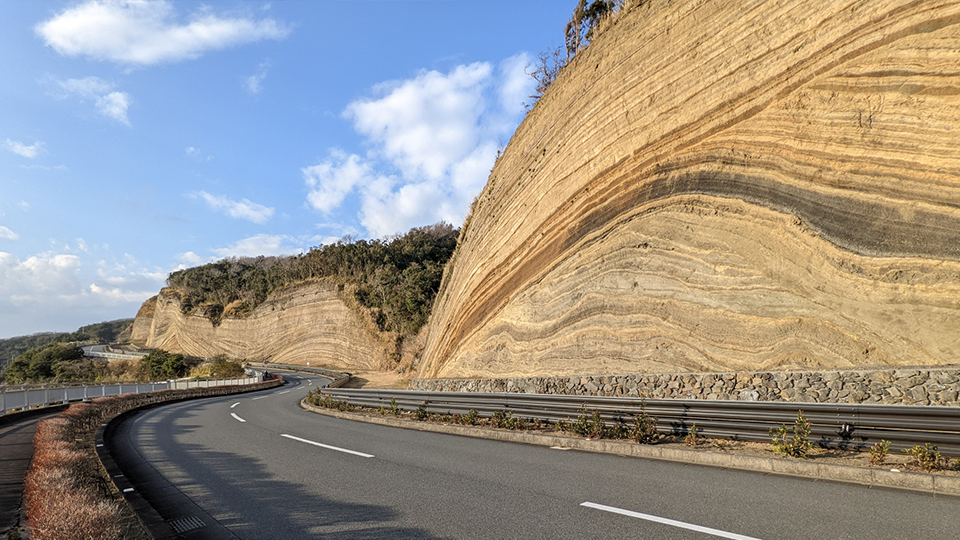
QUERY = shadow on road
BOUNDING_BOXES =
[115,399,444,539]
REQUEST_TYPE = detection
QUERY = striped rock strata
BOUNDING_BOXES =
[418,1,960,379]
[130,281,386,370]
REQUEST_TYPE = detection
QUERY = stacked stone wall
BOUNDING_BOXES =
[411,367,960,407]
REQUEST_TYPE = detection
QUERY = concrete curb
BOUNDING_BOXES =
[300,399,960,498]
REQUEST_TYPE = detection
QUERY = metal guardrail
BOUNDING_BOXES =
[246,362,349,387]
[320,388,960,456]
[1,374,264,416]
[84,351,148,360]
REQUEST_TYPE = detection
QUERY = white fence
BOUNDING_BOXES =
[0,373,264,416]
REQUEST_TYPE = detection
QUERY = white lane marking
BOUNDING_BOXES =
[280,434,374,458]
[278,390,291,395]
[252,395,268,400]
[231,413,247,423]
[581,502,763,540]
[308,380,313,385]
[230,402,240,409]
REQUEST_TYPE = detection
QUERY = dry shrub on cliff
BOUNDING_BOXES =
[25,416,122,540]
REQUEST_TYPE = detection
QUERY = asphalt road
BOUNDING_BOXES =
[115,372,960,539]
[0,408,64,533]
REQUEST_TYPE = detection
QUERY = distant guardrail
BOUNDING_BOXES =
[246,362,350,387]
[1,374,263,416]
[319,388,960,456]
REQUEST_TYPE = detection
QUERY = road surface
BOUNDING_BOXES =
[112,372,960,539]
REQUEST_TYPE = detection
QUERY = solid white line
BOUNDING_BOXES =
[252,395,268,400]
[278,390,291,394]
[230,402,240,409]
[280,434,374,458]
[581,502,763,540]
[231,413,247,423]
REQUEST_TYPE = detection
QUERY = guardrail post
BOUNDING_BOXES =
[83,384,88,401]
[1,387,5,413]
[43,384,49,409]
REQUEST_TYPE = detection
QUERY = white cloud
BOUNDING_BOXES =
[245,60,271,94]
[303,149,384,214]
[0,226,19,240]
[53,76,132,126]
[36,0,291,66]
[211,234,304,258]
[185,146,213,161]
[95,91,132,125]
[190,191,274,224]
[4,139,44,159]
[304,56,533,237]
[0,252,82,302]
[176,251,204,267]
[346,62,491,182]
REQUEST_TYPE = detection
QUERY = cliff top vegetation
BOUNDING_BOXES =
[165,222,459,337]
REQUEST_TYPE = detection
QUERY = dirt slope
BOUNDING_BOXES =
[418,1,960,378]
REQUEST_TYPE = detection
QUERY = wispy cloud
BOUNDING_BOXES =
[211,234,303,258]
[245,60,271,94]
[185,146,212,161]
[52,76,132,126]
[4,139,43,159]
[189,191,274,224]
[0,226,19,241]
[36,0,291,66]
[303,54,534,238]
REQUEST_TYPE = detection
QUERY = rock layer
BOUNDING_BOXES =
[131,281,386,370]
[419,1,960,379]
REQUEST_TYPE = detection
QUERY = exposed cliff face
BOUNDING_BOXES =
[418,1,960,379]
[130,281,386,370]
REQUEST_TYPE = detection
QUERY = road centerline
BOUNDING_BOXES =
[280,434,374,458]
[278,390,291,395]
[230,402,240,409]
[581,502,762,540]
[230,413,247,423]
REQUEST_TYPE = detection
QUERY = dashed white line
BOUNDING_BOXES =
[230,402,240,409]
[230,413,247,423]
[252,395,268,400]
[280,434,374,458]
[278,390,291,395]
[581,502,762,540]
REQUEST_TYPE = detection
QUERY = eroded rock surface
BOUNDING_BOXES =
[131,281,386,370]
[419,1,960,379]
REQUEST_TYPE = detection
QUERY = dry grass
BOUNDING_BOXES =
[25,416,122,540]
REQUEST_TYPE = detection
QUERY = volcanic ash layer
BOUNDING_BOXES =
[418,1,960,379]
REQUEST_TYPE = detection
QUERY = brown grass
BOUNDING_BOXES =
[22,374,283,539]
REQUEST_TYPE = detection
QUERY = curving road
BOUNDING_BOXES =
[112,372,960,539]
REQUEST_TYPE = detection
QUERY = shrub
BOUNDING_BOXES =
[770,411,813,458]
[414,402,429,421]
[869,440,891,466]
[903,443,950,471]
[685,423,700,447]
[572,406,605,439]
[632,400,660,444]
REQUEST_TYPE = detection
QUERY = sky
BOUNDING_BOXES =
[0,0,571,339]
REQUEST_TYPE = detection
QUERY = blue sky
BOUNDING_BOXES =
[0,1,571,339]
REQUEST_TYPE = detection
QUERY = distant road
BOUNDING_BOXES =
[114,371,960,539]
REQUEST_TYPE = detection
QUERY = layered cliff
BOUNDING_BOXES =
[130,280,387,370]
[418,1,960,379]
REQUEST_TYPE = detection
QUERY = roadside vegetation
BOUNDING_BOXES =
[1,346,247,385]
[0,319,133,372]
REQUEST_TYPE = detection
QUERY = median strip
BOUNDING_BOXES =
[230,413,246,423]
[280,433,374,458]
[581,502,762,540]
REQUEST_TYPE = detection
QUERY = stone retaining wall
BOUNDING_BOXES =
[411,367,960,406]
